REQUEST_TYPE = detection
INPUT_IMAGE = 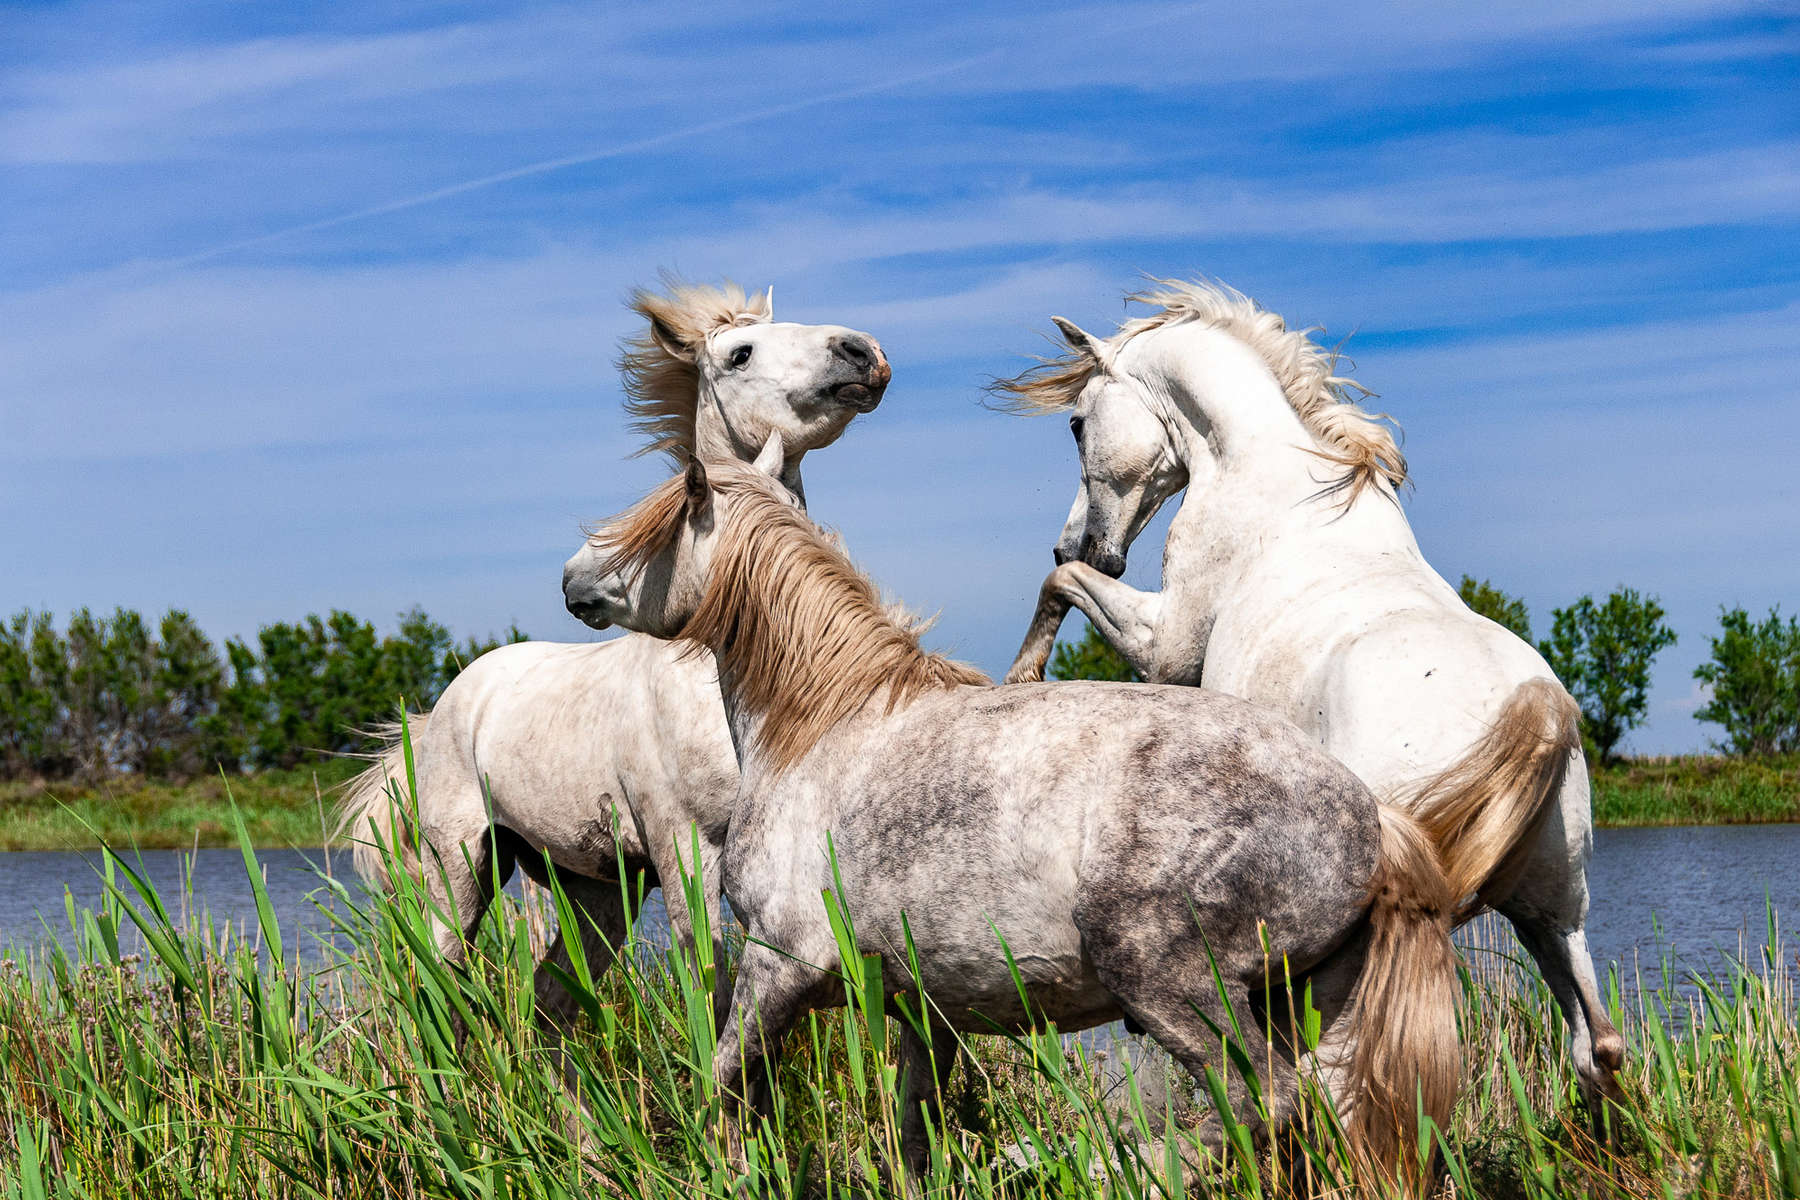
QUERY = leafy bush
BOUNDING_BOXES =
[1693,606,1800,755]
[1539,587,1677,763]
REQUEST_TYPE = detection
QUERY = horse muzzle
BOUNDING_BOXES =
[564,602,613,631]
[562,562,615,630]
[830,380,886,412]
[826,333,890,412]
[1078,536,1128,579]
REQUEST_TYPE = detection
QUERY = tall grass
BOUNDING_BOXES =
[1,796,1797,1197]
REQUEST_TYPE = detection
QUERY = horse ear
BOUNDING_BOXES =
[751,431,785,478]
[762,285,775,319]
[649,313,699,362]
[684,455,711,516]
[1051,316,1111,368]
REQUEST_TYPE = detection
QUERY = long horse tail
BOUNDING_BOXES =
[1406,677,1582,914]
[1343,805,1460,1192]
[333,714,429,888]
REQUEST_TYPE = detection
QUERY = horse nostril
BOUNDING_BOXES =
[1053,546,1071,566]
[832,334,874,368]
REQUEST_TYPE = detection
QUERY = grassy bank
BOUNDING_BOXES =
[0,760,359,851]
[0,753,1794,853]
[1592,754,1800,827]
[2,810,1798,1198]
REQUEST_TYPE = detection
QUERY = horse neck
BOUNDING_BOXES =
[705,617,889,787]
[1141,323,1322,501]
[1146,324,1418,603]
[708,646,768,780]
[692,404,809,505]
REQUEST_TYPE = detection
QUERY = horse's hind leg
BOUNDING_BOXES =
[1080,925,1299,1173]
[1502,906,1623,1113]
[1487,758,1624,1119]
[1489,783,1624,1114]
[1116,985,1295,1161]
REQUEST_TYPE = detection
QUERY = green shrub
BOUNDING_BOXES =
[1047,623,1138,683]
[1539,587,1677,763]
[1693,606,1800,756]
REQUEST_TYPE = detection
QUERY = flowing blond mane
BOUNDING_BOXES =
[594,461,989,772]
[619,279,773,464]
[993,278,1407,503]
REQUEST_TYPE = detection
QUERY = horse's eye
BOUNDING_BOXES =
[1069,415,1084,441]
[729,344,753,368]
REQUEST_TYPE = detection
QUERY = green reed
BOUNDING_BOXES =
[1,786,1797,1197]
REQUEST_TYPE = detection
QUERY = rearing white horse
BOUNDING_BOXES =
[1000,279,1622,1105]
[337,280,891,1040]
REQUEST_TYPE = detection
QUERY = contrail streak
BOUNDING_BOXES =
[161,51,998,271]
[153,3,1203,273]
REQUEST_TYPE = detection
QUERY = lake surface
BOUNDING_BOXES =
[2,825,1796,987]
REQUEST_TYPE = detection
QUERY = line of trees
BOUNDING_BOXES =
[10,582,1791,783]
[0,608,526,783]
[1052,579,1793,765]
[1456,576,1796,763]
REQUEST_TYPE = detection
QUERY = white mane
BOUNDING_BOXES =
[997,278,1407,503]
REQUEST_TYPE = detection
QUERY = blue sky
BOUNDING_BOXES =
[4,0,1796,754]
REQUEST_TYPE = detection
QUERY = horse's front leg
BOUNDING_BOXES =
[1004,562,1164,683]
[712,943,817,1173]
[896,1021,964,1183]
[532,873,631,1149]
[653,828,733,1034]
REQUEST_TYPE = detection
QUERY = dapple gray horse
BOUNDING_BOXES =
[563,453,1462,1191]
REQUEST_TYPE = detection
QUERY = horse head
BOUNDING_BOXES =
[622,280,889,488]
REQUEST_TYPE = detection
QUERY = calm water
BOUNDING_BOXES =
[2,826,1796,984]
[0,845,672,961]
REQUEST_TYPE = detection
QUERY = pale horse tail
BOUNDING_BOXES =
[1406,677,1582,914]
[333,714,430,888]
[1343,805,1460,1192]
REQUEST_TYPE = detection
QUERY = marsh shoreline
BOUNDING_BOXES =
[2,754,1795,852]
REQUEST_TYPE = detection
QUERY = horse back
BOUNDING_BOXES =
[743,681,1381,984]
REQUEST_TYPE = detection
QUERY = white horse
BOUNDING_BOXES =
[336,280,891,1038]
[563,453,1463,1190]
[999,280,1622,1106]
